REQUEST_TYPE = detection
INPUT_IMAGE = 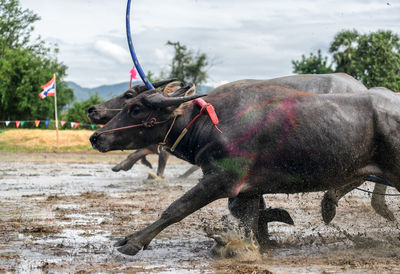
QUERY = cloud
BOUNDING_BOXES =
[94,40,131,64]
[20,0,400,87]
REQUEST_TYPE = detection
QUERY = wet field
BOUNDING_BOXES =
[1,152,400,273]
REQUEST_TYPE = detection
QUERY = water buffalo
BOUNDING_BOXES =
[88,73,394,223]
[89,73,367,176]
[90,82,400,256]
[87,79,180,176]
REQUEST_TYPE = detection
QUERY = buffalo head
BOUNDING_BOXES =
[87,78,179,124]
[90,84,205,152]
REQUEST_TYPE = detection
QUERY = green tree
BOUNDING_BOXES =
[349,30,400,90]
[0,0,40,56]
[63,93,104,124]
[166,41,209,85]
[292,49,333,74]
[329,29,360,75]
[292,30,400,91]
[0,0,73,120]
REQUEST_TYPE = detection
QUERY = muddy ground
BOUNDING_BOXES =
[1,152,400,273]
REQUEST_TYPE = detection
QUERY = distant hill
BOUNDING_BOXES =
[67,81,213,102]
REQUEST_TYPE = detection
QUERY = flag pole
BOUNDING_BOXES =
[54,74,59,149]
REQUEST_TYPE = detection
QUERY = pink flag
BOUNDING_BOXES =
[61,121,66,127]
[130,67,138,80]
[34,120,40,127]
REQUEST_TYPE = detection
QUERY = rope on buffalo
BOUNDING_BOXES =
[355,187,400,196]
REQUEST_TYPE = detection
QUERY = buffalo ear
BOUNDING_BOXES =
[163,81,185,96]
[184,84,196,96]
[168,84,197,98]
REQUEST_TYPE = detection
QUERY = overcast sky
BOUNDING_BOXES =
[19,0,400,88]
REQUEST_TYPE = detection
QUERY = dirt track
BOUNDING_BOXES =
[1,152,400,273]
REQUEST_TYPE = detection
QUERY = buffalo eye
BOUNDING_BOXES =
[124,92,135,99]
[129,104,142,116]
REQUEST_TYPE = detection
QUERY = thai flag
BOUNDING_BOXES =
[39,74,56,99]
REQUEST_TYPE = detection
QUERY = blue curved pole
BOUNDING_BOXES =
[126,0,155,90]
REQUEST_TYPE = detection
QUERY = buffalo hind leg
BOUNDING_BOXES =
[321,181,363,224]
[228,195,260,239]
[155,148,169,178]
[115,172,232,256]
[229,195,294,247]
[371,184,395,221]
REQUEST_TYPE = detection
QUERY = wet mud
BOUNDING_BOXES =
[1,152,400,273]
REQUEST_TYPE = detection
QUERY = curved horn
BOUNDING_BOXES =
[144,93,207,108]
[135,78,179,93]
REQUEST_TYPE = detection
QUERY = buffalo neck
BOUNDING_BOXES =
[163,104,225,166]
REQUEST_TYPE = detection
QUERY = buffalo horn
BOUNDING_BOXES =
[144,92,206,108]
[135,78,178,93]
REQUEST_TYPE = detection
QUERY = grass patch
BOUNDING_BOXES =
[0,129,96,153]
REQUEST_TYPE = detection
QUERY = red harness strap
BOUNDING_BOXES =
[170,98,222,151]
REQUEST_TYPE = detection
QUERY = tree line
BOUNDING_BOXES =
[0,0,74,121]
[292,30,400,91]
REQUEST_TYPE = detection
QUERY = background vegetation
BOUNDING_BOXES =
[292,29,400,91]
[0,0,74,121]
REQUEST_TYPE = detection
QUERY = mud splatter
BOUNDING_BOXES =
[1,152,400,272]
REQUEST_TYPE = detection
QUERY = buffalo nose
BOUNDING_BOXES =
[87,106,96,115]
[90,132,99,147]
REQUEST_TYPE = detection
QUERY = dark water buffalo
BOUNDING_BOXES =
[321,86,399,223]
[89,73,366,176]
[88,73,394,223]
[90,82,400,256]
[87,79,180,176]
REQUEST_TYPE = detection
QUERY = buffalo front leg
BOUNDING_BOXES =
[179,166,201,179]
[112,148,153,172]
[156,148,170,178]
[114,173,232,256]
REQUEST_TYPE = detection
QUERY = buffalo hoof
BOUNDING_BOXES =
[114,235,147,256]
[146,171,163,180]
[321,192,337,224]
[111,165,122,172]
[112,161,134,172]
[259,208,294,225]
[140,157,153,169]
[371,200,396,222]
[117,242,142,256]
